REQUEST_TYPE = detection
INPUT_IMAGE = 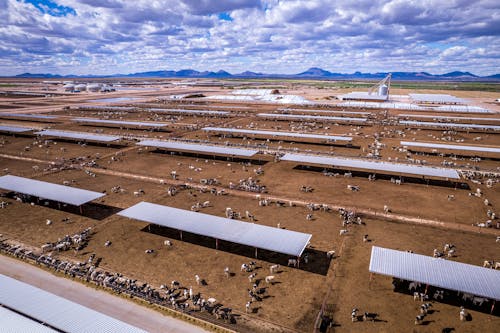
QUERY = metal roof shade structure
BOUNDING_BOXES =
[148,108,230,116]
[118,202,312,257]
[280,153,460,179]
[0,175,105,206]
[0,113,58,119]
[399,120,500,131]
[0,124,34,133]
[72,117,167,128]
[401,141,500,154]
[202,127,352,142]
[0,274,148,333]
[339,92,389,101]
[78,106,139,112]
[369,246,500,302]
[398,114,500,122]
[137,140,258,157]
[257,113,368,123]
[409,93,465,104]
[278,108,371,116]
[35,129,121,142]
[0,306,58,333]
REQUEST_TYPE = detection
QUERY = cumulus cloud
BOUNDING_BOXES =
[0,0,498,75]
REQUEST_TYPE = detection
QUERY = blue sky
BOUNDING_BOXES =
[1,0,499,76]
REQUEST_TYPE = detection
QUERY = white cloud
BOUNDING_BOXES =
[0,0,498,75]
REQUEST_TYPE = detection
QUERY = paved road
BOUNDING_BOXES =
[0,254,208,333]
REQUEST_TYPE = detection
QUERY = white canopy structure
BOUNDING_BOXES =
[137,140,258,157]
[257,113,368,123]
[281,153,460,179]
[0,274,147,333]
[401,141,500,154]
[0,125,34,133]
[35,129,121,142]
[0,175,105,206]
[399,120,500,131]
[72,118,167,128]
[369,246,500,301]
[148,108,230,116]
[202,127,352,142]
[118,202,312,257]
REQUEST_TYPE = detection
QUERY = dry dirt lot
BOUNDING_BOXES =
[1,80,499,332]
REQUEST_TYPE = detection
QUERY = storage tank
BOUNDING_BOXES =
[87,83,101,92]
[74,84,87,92]
[378,84,388,96]
[63,84,75,92]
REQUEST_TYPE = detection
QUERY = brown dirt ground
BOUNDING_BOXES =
[0,80,499,333]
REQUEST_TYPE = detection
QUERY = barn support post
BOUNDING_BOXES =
[148,224,151,232]
[297,256,301,268]
[216,238,219,250]
[255,247,258,258]
[491,300,496,314]
[424,284,429,294]
[180,230,183,241]
[79,206,83,215]
[58,202,61,209]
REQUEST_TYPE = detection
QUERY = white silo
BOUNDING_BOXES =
[87,83,101,92]
[378,84,388,96]
[74,84,87,92]
[63,84,75,92]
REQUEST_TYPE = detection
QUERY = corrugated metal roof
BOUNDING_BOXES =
[0,113,57,119]
[278,108,370,115]
[118,202,312,257]
[340,92,389,101]
[72,118,167,127]
[398,114,500,122]
[281,153,460,179]
[137,140,258,157]
[35,129,121,142]
[0,306,58,333]
[401,141,500,154]
[148,108,230,116]
[0,274,148,333]
[0,175,105,206]
[409,93,465,104]
[0,124,33,132]
[369,246,500,301]
[399,120,500,131]
[202,127,352,141]
[257,113,367,123]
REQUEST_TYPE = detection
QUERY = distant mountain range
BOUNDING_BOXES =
[10,68,500,81]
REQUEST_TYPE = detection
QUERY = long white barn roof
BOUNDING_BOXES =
[409,93,465,104]
[202,127,352,142]
[0,274,147,333]
[399,120,500,131]
[0,124,34,133]
[0,175,105,206]
[257,113,367,123]
[35,129,121,142]
[72,118,167,127]
[401,141,500,154]
[0,306,58,333]
[369,246,500,301]
[137,140,258,157]
[398,114,500,122]
[148,108,230,116]
[280,153,460,179]
[118,202,312,257]
[278,108,370,116]
[0,113,57,119]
